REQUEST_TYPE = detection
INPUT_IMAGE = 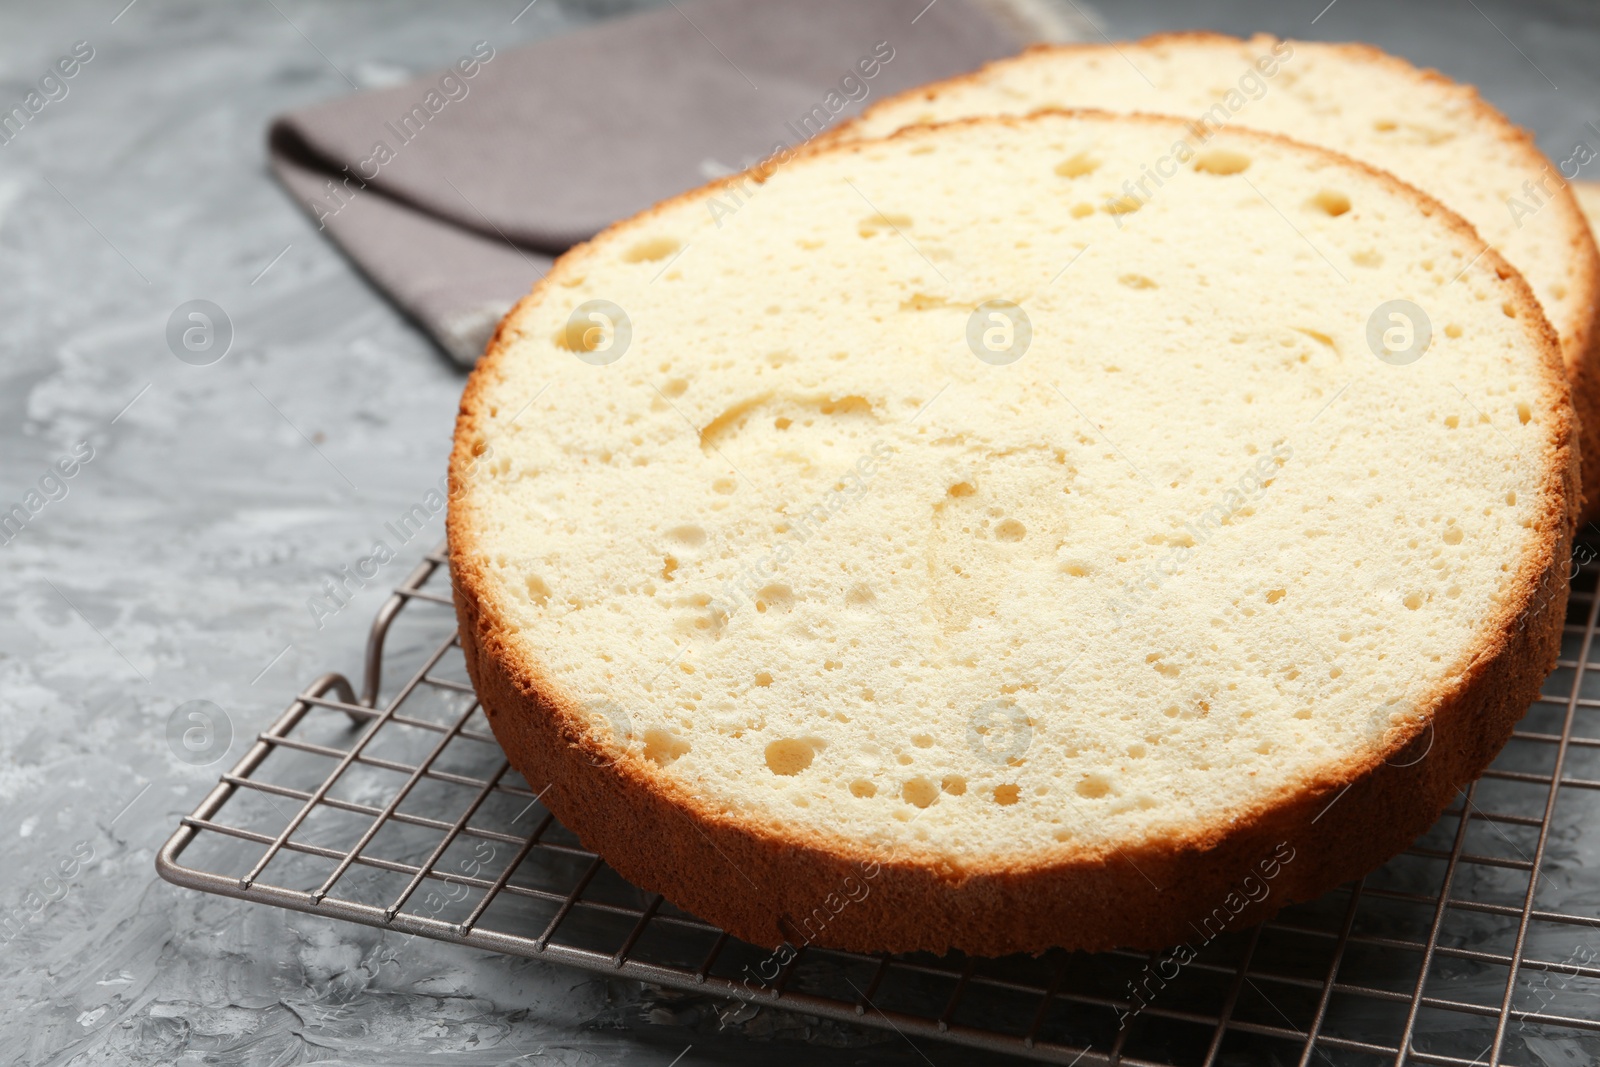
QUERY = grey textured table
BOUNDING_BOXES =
[2,1,1597,1065]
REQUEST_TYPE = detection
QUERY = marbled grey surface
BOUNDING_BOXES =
[2,1,1599,1065]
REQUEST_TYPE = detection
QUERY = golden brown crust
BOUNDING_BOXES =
[449,112,1578,955]
[826,32,1600,525]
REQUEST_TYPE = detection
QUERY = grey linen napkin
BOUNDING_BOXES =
[268,0,1083,364]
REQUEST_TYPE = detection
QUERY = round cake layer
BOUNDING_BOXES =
[833,33,1600,521]
[450,111,1576,954]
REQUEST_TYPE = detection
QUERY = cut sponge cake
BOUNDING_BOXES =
[833,34,1600,521]
[449,112,1577,955]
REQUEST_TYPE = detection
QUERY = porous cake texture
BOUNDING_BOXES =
[833,33,1600,519]
[450,111,1576,954]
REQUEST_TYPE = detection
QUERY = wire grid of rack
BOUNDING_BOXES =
[158,538,1600,1066]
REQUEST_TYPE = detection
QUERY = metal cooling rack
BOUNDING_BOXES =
[158,538,1600,1066]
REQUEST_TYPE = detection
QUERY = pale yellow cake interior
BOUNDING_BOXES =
[841,36,1592,370]
[456,114,1562,868]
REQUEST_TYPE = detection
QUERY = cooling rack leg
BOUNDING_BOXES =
[319,673,359,718]
[360,539,450,708]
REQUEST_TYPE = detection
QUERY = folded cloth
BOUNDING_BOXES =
[268,0,1082,364]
